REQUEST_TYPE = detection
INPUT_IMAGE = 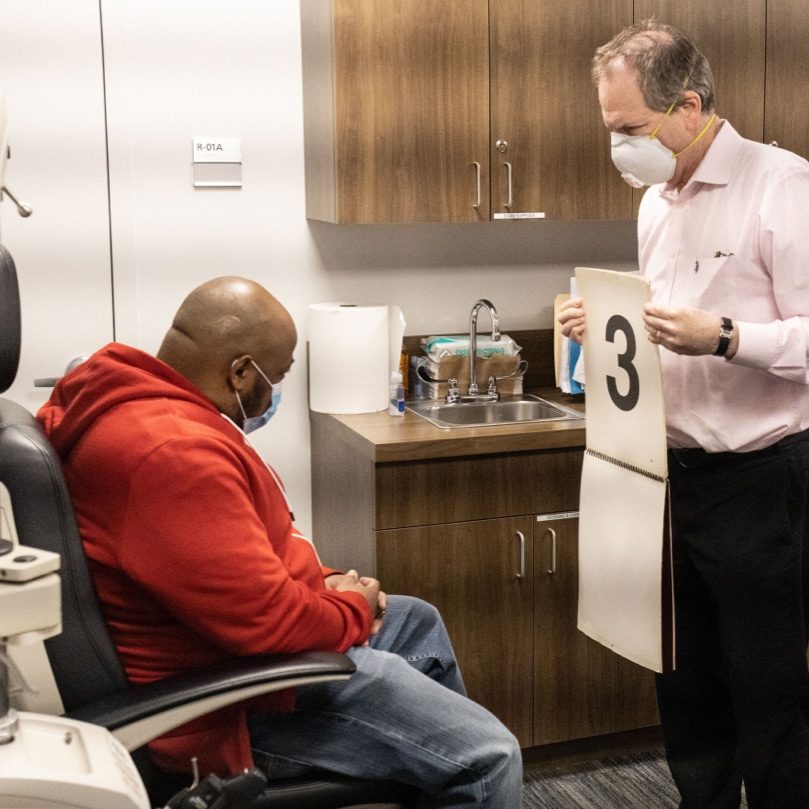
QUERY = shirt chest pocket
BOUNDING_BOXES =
[676,254,733,307]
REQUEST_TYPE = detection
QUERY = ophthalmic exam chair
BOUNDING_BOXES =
[0,245,417,808]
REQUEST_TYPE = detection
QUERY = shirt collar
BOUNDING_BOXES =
[661,119,741,199]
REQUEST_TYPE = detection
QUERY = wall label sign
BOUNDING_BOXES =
[492,211,546,219]
[192,137,241,163]
[192,137,242,188]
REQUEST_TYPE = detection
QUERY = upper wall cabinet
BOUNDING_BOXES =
[300,0,633,224]
[765,0,809,159]
[301,1,801,225]
[488,1,631,222]
[301,0,490,223]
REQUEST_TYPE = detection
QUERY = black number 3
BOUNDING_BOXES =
[605,314,639,412]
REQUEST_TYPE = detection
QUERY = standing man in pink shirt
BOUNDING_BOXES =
[560,19,809,809]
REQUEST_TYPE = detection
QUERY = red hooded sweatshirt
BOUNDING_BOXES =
[37,343,371,776]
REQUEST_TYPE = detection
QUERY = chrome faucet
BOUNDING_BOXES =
[467,299,500,398]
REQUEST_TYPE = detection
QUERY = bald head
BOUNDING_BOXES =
[158,277,297,420]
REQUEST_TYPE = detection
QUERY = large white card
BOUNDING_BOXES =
[574,267,674,673]
[575,267,667,477]
[578,453,671,671]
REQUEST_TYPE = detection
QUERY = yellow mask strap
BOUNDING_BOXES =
[673,112,717,158]
[649,99,677,140]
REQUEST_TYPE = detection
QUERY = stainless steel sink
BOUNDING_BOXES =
[406,394,584,429]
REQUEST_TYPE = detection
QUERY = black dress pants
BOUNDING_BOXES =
[658,434,809,809]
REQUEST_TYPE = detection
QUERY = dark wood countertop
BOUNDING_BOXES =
[310,387,586,463]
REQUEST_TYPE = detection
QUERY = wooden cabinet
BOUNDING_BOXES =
[301,0,491,223]
[310,413,659,749]
[301,0,633,223]
[765,0,809,159]
[377,510,659,749]
[378,516,535,744]
[302,1,806,224]
[533,514,659,745]
[488,0,632,220]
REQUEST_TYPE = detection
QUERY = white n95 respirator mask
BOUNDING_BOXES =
[610,132,676,188]
[609,102,718,189]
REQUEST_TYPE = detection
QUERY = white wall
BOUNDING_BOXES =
[0,1,114,412]
[5,1,638,540]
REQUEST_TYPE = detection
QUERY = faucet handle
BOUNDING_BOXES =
[486,360,528,400]
[446,379,461,403]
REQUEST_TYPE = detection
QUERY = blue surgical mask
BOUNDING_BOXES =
[235,361,281,434]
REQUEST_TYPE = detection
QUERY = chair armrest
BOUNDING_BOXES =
[65,650,354,751]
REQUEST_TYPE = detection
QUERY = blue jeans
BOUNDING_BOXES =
[248,595,523,808]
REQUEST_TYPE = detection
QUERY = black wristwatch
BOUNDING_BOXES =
[714,317,733,357]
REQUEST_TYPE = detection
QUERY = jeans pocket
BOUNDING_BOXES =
[251,748,316,780]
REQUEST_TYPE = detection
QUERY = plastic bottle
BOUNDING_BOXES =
[399,344,409,392]
[389,371,405,416]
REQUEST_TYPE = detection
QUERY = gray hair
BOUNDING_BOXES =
[592,19,715,114]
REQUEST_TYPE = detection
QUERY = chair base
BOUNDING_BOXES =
[140,751,417,809]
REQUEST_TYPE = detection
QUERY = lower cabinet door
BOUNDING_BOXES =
[377,516,535,746]
[533,515,659,745]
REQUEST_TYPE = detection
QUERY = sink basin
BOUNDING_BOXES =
[406,394,584,429]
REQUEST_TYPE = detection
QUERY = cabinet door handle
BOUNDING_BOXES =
[472,161,482,210]
[515,530,525,579]
[544,527,557,575]
[503,161,513,209]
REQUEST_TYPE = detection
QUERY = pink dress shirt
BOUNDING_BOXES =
[638,121,809,452]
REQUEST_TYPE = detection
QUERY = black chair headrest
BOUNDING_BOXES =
[0,245,21,394]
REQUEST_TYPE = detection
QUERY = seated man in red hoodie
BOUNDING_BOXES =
[37,276,522,808]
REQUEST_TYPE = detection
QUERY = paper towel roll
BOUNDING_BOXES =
[308,302,405,414]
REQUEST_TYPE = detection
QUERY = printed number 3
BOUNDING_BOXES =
[605,314,639,412]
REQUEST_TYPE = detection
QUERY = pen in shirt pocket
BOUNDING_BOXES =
[694,251,734,272]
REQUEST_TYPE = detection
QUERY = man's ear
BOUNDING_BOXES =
[681,90,703,119]
[229,354,253,392]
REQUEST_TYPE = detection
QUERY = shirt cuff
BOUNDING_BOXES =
[731,318,808,382]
